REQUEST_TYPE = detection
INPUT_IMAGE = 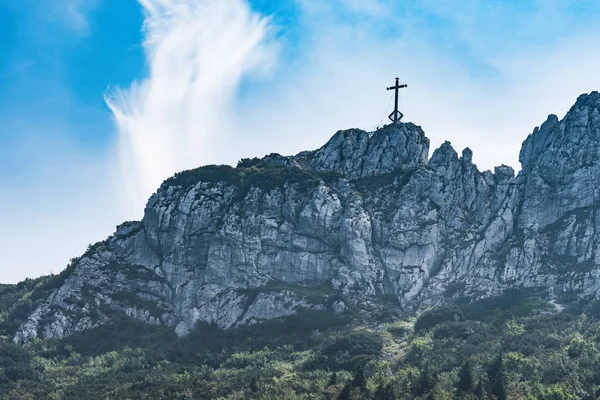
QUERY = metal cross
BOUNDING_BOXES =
[386,77,407,124]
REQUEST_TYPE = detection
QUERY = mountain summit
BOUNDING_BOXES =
[13,92,600,343]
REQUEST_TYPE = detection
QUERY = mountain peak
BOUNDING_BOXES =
[301,123,430,178]
[517,91,600,228]
[13,92,600,345]
[520,91,600,173]
[575,90,600,108]
[429,141,458,168]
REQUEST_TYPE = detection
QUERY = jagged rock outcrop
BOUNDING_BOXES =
[14,91,600,343]
[298,124,430,178]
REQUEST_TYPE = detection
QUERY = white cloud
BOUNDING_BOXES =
[108,0,275,217]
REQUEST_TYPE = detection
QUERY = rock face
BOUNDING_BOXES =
[299,124,430,178]
[14,92,600,343]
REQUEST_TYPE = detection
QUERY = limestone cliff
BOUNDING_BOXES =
[14,92,600,343]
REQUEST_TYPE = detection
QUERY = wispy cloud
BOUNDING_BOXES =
[41,0,101,35]
[62,0,94,33]
[107,0,275,216]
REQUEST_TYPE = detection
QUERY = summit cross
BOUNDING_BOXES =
[386,77,407,124]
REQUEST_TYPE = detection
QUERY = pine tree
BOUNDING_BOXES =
[487,353,502,384]
[456,361,473,393]
[249,376,259,393]
[328,372,338,386]
[474,378,485,399]
[338,382,352,400]
[352,369,367,392]
[491,372,506,400]
[373,382,397,400]
[373,383,387,400]
[415,365,433,396]
[386,383,399,400]
[488,353,506,400]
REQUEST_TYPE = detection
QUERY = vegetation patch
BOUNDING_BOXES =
[444,281,467,297]
[540,254,596,275]
[458,288,552,321]
[414,305,464,331]
[0,285,598,399]
[308,329,384,372]
[0,260,79,336]
[237,281,341,308]
[233,166,342,201]
[163,164,243,189]
[162,163,343,199]
[350,167,415,194]
[542,206,594,237]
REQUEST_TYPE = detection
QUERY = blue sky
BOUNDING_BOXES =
[1,0,600,283]
[0,0,143,149]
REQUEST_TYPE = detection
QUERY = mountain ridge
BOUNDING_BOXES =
[11,91,600,344]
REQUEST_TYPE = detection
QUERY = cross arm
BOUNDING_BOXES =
[387,84,408,91]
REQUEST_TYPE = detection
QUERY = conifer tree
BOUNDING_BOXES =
[416,365,433,396]
[386,383,399,400]
[249,376,259,393]
[456,361,473,393]
[373,382,398,400]
[488,353,506,400]
[352,368,367,392]
[373,383,387,400]
[328,372,338,386]
[491,372,506,400]
[474,378,486,399]
[338,382,352,400]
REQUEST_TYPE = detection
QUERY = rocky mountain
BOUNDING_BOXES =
[13,91,600,344]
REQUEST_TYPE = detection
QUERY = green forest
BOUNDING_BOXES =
[1,278,600,399]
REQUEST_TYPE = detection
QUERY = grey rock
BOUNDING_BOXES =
[291,123,429,178]
[332,300,347,314]
[14,92,600,343]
